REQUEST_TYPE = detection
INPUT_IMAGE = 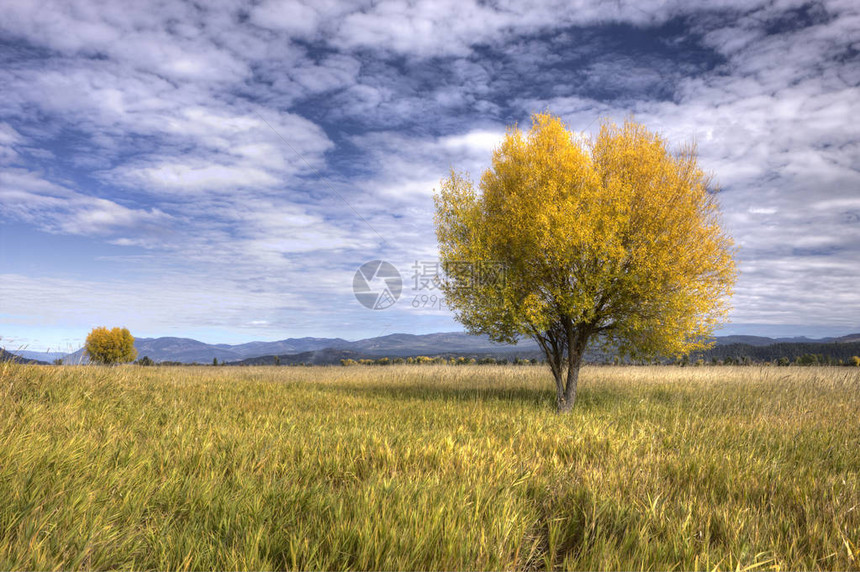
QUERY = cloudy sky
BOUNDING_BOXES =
[1,0,858,351]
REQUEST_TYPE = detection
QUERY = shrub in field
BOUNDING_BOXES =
[851,355,860,367]
[796,353,823,366]
[85,326,137,365]
[435,113,737,411]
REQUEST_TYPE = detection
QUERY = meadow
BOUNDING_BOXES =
[0,362,858,570]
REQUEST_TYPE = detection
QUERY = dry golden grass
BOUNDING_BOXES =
[1,362,858,570]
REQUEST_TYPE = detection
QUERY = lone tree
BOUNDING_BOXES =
[85,326,137,365]
[434,113,736,412]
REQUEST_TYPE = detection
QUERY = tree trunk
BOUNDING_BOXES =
[546,344,583,413]
[556,318,579,413]
[535,322,590,413]
[554,370,565,410]
[557,351,583,413]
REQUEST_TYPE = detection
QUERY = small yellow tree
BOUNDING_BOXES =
[434,113,737,412]
[85,326,137,365]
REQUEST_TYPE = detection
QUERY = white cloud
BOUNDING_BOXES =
[439,130,504,155]
[249,0,325,37]
[0,168,171,237]
[120,162,280,192]
[0,123,21,146]
[0,123,22,164]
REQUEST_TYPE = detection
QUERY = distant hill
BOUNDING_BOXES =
[226,333,544,365]
[831,333,860,343]
[8,331,860,365]
[712,333,860,346]
[223,337,353,357]
[133,337,246,362]
[235,349,373,366]
[713,335,784,346]
[346,332,536,356]
[63,337,249,364]
[233,347,548,366]
[8,350,67,361]
[0,347,50,365]
[695,340,860,364]
[54,332,538,364]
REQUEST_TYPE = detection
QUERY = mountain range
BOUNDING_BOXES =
[0,347,50,365]
[7,332,537,364]
[4,331,860,365]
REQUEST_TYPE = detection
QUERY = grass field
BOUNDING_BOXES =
[0,362,858,570]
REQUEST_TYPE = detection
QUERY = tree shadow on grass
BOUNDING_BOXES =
[312,381,550,407]
[309,381,632,413]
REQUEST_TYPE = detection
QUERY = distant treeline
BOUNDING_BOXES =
[340,356,542,366]
[26,342,860,368]
[693,341,860,366]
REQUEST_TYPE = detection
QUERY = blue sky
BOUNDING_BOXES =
[1,0,859,351]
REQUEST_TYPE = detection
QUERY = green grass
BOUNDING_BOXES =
[1,362,858,570]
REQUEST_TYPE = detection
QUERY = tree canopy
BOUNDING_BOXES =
[85,326,137,365]
[434,113,736,411]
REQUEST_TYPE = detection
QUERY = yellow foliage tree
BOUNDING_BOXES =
[85,326,137,365]
[434,113,737,412]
